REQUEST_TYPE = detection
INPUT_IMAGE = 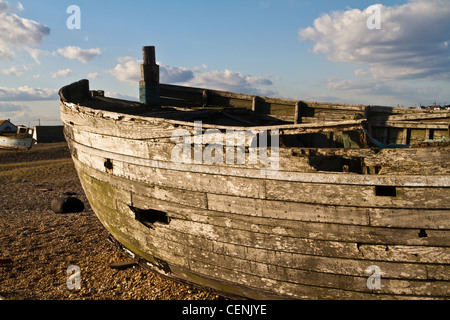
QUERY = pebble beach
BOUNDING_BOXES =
[0,142,222,300]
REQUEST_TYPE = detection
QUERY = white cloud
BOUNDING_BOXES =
[0,0,8,11]
[108,57,195,84]
[108,56,276,96]
[326,77,442,106]
[0,0,50,60]
[24,47,55,64]
[2,66,23,76]
[88,72,100,79]
[0,102,29,113]
[0,102,30,121]
[186,69,275,96]
[354,69,371,77]
[0,85,58,101]
[0,47,14,60]
[108,56,141,84]
[51,68,72,79]
[298,0,450,81]
[159,63,194,83]
[57,46,102,63]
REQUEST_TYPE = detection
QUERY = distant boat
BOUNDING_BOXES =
[0,126,36,150]
[59,47,450,300]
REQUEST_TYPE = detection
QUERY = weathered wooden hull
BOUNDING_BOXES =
[60,80,450,300]
[0,136,35,150]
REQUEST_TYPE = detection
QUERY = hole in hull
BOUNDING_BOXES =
[418,229,428,238]
[104,159,113,173]
[375,186,397,197]
[130,206,170,229]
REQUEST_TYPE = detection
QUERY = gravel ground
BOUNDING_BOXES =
[0,143,223,300]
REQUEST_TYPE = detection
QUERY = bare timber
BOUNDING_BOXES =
[59,76,450,300]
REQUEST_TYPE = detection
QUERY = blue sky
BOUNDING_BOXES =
[0,0,449,125]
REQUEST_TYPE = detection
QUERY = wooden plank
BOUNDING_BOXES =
[357,244,450,265]
[402,128,409,145]
[68,136,450,188]
[173,201,450,247]
[76,152,450,233]
[428,265,450,280]
[62,101,367,138]
[370,121,449,130]
[155,231,450,297]
[207,193,369,225]
[128,193,450,281]
[78,156,450,268]
[76,163,450,245]
[61,106,180,140]
[63,103,367,135]
[76,158,208,210]
[265,179,450,209]
[154,226,430,281]
[207,193,450,230]
[368,208,450,230]
[371,112,450,122]
[78,164,450,298]
[155,229,450,297]
[104,185,442,288]
[294,101,302,124]
[162,217,450,264]
[70,127,151,159]
[82,174,448,267]
[65,123,342,173]
[364,147,450,176]
[63,80,446,128]
[117,195,450,297]
[69,139,450,212]
[121,160,266,199]
[74,144,449,209]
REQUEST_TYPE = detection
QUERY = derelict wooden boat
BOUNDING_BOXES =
[59,47,450,300]
[0,126,36,150]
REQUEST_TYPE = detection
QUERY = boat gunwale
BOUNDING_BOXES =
[61,99,369,134]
